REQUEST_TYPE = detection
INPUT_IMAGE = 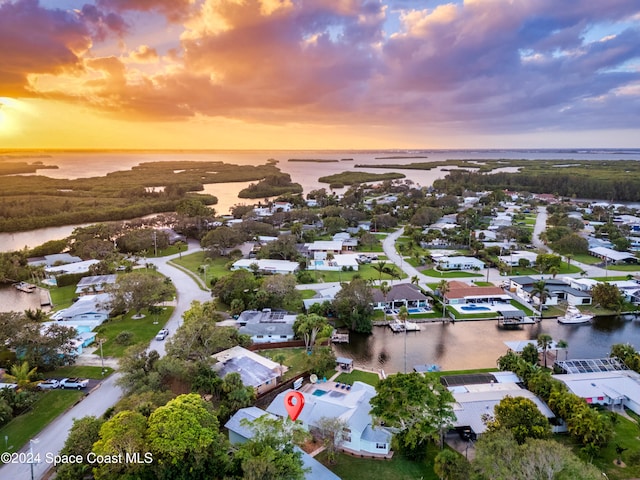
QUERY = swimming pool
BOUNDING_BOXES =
[407,307,430,314]
[312,389,327,397]
[460,304,491,312]
[314,260,324,266]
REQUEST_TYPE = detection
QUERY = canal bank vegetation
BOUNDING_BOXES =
[0,160,287,232]
[238,172,303,198]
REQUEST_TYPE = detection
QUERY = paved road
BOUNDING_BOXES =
[0,240,210,479]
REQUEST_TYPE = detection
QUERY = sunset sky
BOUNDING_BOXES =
[1,0,639,149]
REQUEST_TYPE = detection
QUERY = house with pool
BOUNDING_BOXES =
[267,381,393,457]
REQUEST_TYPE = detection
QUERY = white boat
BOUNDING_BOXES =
[557,306,593,325]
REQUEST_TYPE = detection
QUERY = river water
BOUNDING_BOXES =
[333,316,640,373]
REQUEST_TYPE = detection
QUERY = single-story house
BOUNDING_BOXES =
[551,370,640,415]
[498,251,538,267]
[49,293,111,326]
[308,253,360,272]
[444,281,511,305]
[303,284,342,310]
[370,283,430,310]
[306,241,344,255]
[212,346,284,395]
[237,309,297,344]
[231,259,299,275]
[509,277,592,306]
[75,274,117,295]
[589,247,638,264]
[45,259,101,275]
[435,256,485,271]
[225,407,342,480]
[267,382,392,456]
[446,371,562,440]
[28,253,83,267]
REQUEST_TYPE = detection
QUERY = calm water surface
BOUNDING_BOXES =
[333,316,640,373]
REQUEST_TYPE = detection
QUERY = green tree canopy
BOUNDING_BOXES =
[332,277,374,333]
[484,396,551,444]
[370,373,455,454]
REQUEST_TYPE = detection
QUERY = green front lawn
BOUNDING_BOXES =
[170,251,232,284]
[312,264,408,283]
[49,365,114,379]
[569,253,602,265]
[335,369,380,387]
[591,276,631,282]
[0,389,85,454]
[299,289,317,299]
[421,269,483,278]
[607,264,640,271]
[96,306,174,357]
[317,449,437,480]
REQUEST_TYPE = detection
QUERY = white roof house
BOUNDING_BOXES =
[267,382,392,456]
[49,293,111,327]
[589,246,637,263]
[306,241,344,253]
[449,374,559,438]
[303,284,342,310]
[236,309,297,344]
[552,370,640,415]
[45,259,101,275]
[212,346,284,395]
[231,259,299,275]
[225,407,342,480]
[75,274,117,295]
[436,256,485,271]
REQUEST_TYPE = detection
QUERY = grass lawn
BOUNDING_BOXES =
[591,276,631,282]
[569,253,602,265]
[607,264,640,272]
[317,450,437,480]
[171,251,231,284]
[507,261,581,276]
[259,347,309,381]
[430,367,497,380]
[96,306,174,357]
[335,369,380,387]
[49,365,114,379]
[0,389,85,454]
[556,414,640,480]
[49,284,78,310]
[312,264,407,283]
[446,307,496,320]
[299,289,317,299]
[511,300,534,316]
[421,269,483,278]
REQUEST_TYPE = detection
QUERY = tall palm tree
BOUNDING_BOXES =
[531,280,549,312]
[380,281,391,321]
[549,266,559,279]
[437,280,450,304]
[372,261,388,283]
[537,334,553,369]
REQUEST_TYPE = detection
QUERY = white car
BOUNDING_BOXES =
[155,328,169,341]
[38,379,60,390]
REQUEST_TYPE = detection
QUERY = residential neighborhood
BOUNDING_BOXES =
[2,173,640,480]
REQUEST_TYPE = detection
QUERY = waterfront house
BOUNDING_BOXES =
[75,274,117,296]
[444,281,510,305]
[225,407,342,480]
[509,277,592,306]
[552,370,640,415]
[370,283,429,310]
[49,293,111,325]
[237,309,297,344]
[212,346,284,395]
[267,382,392,456]
[303,284,341,310]
[445,371,561,441]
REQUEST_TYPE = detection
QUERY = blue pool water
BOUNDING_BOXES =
[460,304,491,312]
[312,389,327,397]
[407,308,422,314]
[314,260,323,266]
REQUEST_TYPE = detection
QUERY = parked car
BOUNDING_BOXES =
[37,379,60,390]
[155,328,169,341]
[59,378,89,390]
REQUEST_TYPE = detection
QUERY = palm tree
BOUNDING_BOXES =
[537,334,553,369]
[24,308,47,322]
[410,275,420,286]
[531,280,549,313]
[380,281,391,322]
[437,280,450,304]
[273,353,287,380]
[4,361,39,390]
[372,261,388,283]
[549,266,559,279]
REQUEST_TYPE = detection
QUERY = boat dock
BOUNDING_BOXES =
[497,316,538,329]
[331,333,349,344]
[13,282,37,293]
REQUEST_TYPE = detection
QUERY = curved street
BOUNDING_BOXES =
[0,240,210,480]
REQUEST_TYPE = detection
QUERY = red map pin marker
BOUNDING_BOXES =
[284,391,305,421]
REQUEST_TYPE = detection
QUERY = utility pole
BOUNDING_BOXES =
[153,230,158,257]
